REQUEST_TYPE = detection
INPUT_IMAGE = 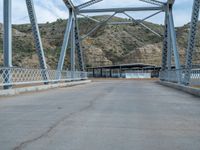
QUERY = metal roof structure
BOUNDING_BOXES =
[87,63,159,70]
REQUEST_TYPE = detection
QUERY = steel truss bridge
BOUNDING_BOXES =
[1,0,200,89]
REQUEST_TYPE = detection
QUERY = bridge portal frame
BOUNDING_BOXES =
[73,0,182,82]
[4,0,196,88]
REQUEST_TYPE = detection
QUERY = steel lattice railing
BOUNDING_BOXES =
[0,67,88,87]
[159,69,200,86]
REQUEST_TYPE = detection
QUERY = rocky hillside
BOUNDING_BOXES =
[0,16,199,69]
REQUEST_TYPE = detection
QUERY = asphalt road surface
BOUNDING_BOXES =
[0,79,200,150]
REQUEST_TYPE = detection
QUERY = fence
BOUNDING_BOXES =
[0,67,87,87]
[159,69,200,86]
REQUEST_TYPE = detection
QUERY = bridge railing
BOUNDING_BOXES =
[0,67,88,87]
[159,69,200,86]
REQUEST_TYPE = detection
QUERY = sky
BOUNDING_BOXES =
[0,0,195,27]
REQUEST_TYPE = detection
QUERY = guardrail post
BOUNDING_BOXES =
[3,0,12,89]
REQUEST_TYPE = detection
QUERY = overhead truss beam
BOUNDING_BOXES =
[79,13,100,23]
[78,10,163,30]
[78,6,164,13]
[81,13,117,40]
[123,12,161,37]
[77,0,103,10]
[139,0,165,6]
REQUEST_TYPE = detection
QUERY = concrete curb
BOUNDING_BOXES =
[0,80,91,97]
[158,81,200,97]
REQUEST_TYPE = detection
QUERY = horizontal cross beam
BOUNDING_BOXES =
[78,6,164,13]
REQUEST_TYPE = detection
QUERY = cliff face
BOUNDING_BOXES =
[0,16,199,69]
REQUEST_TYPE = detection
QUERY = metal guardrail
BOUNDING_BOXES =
[0,67,87,87]
[159,69,200,85]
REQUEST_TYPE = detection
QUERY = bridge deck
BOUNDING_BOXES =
[0,79,200,150]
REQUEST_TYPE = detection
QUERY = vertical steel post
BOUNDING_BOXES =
[56,10,73,80]
[26,0,49,83]
[168,5,181,83]
[167,16,172,70]
[74,14,85,71]
[161,11,168,72]
[70,17,75,79]
[184,0,200,85]
[3,0,12,89]
[168,8,180,70]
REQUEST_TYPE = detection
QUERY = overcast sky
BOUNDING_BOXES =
[0,0,195,26]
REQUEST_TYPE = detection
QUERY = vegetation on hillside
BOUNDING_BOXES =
[0,16,199,69]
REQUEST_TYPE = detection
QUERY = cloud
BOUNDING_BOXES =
[0,0,68,24]
[0,0,196,26]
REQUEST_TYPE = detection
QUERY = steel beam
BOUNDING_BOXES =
[81,13,116,40]
[123,12,161,37]
[168,7,181,83]
[26,0,49,83]
[167,0,175,5]
[56,12,73,79]
[168,9,180,71]
[141,10,163,21]
[70,17,75,79]
[74,15,85,71]
[78,7,164,13]
[107,21,134,25]
[167,16,172,70]
[161,12,168,72]
[78,14,100,23]
[3,0,12,89]
[184,0,200,85]
[77,0,103,10]
[63,0,75,9]
[139,0,165,6]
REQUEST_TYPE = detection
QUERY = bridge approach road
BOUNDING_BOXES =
[0,79,200,150]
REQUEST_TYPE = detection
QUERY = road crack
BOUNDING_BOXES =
[13,86,115,150]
